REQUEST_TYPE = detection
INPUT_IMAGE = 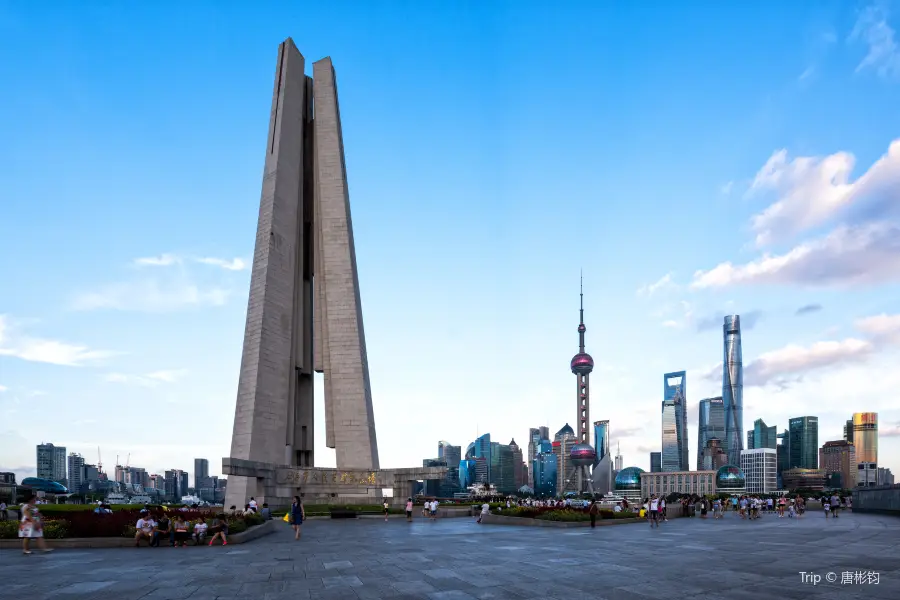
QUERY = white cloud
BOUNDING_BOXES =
[747,139,900,246]
[856,313,900,343]
[850,3,900,79]
[720,181,734,195]
[0,314,116,367]
[691,222,900,288]
[72,280,230,312]
[134,254,182,267]
[195,257,248,271]
[0,384,6,393]
[636,273,674,297]
[662,320,680,329]
[104,369,187,388]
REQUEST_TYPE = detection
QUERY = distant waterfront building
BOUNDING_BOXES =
[650,452,661,473]
[696,397,725,470]
[819,440,856,489]
[67,453,85,493]
[641,470,716,498]
[527,428,542,487]
[194,459,209,490]
[614,442,624,471]
[508,439,526,491]
[776,428,789,487]
[844,419,854,444]
[740,448,777,494]
[472,433,492,483]
[747,418,777,450]
[422,458,448,496]
[877,467,894,486]
[782,468,826,491]
[0,472,17,504]
[592,420,613,493]
[36,443,67,485]
[614,467,644,501]
[699,437,729,471]
[850,412,878,487]
[722,316,744,466]
[661,371,689,471]
[459,459,477,490]
[788,416,819,469]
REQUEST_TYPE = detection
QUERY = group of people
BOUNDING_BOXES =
[133,510,229,547]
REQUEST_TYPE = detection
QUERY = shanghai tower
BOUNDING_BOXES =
[723,315,744,466]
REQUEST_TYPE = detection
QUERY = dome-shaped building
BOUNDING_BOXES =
[21,477,68,494]
[570,443,596,467]
[715,465,746,492]
[614,466,644,500]
[555,423,575,441]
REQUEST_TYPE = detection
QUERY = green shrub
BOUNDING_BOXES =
[0,520,18,539]
[0,519,68,539]
[227,519,248,534]
[536,510,591,522]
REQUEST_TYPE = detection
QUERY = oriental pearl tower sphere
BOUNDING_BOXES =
[568,274,595,494]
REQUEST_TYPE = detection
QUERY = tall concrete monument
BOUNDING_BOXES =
[224,38,381,509]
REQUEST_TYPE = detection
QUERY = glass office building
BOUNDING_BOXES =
[459,459,477,490]
[747,418,777,450]
[650,452,661,472]
[594,420,610,465]
[722,316,744,466]
[697,397,725,470]
[789,416,819,469]
[851,412,878,486]
[533,452,558,497]
[662,372,688,471]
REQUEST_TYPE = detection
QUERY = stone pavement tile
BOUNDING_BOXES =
[240,580,287,594]
[427,591,478,600]
[324,560,354,569]
[468,586,532,600]
[393,580,438,594]
[309,589,366,600]
[422,568,461,579]
[322,575,364,588]
[141,586,202,599]
[56,581,116,594]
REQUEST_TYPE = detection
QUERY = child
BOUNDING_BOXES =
[192,517,209,545]
[173,517,190,547]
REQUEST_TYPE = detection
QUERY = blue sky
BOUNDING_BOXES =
[1,1,899,484]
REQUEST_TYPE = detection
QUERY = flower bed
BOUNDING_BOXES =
[494,506,638,522]
[0,508,263,539]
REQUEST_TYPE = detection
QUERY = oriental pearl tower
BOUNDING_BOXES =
[569,274,596,493]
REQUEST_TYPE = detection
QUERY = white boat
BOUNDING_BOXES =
[105,492,129,504]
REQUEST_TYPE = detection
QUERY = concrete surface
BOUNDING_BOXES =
[2,510,898,599]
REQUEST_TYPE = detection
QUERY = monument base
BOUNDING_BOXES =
[223,458,447,510]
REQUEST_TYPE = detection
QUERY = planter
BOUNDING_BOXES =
[0,518,277,549]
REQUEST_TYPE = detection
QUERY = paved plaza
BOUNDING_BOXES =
[2,512,899,600]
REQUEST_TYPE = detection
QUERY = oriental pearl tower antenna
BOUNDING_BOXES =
[569,272,596,494]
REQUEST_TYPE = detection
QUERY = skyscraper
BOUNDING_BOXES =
[194,458,209,490]
[650,452,661,472]
[661,371,688,471]
[592,420,613,493]
[819,440,856,489]
[438,441,461,472]
[697,397,725,470]
[748,418,777,450]
[788,416,819,469]
[614,441,623,472]
[851,412,878,486]
[67,453,85,493]
[527,428,542,486]
[570,276,594,447]
[36,443,67,484]
[722,315,744,466]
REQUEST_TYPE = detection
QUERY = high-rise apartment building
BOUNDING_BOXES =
[722,316,744,466]
[697,397,725,470]
[194,458,209,490]
[819,440,856,489]
[747,418,777,450]
[740,448,777,493]
[788,416,819,469]
[850,412,878,487]
[67,453,85,492]
[877,467,894,486]
[700,437,729,471]
[661,371,688,471]
[36,443,67,484]
[650,452,661,472]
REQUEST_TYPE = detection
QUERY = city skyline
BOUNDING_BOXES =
[2,3,900,483]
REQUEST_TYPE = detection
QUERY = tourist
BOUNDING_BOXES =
[19,494,52,555]
[712,497,721,519]
[699,498,708,518]
[405,498,413,522]
[477,501,489,524]
[831,494,841,518]
[193,517,209,544]
[0,500,7,521]
[209,514,229,546]
[660,497,667,522]
[423,501,430,519]
[290,495,305,541]
[431,499,439,519]
[172,516,190,547]
[383,499,390,522]
[249,497,258,510]
[153,513,171,547]
[823,497,831,518]
[261,503,272,520]
[135,513,156,547]
[648,494,660,528]
[589,500,600,528]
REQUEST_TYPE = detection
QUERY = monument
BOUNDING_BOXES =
[223,38,444,509]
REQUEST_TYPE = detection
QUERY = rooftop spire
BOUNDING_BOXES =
[578,271,586,353]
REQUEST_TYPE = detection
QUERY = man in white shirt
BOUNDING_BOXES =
[431,500,439,519]
[248,497,258,510]
[648,495,660,528]
[478,502,490,523]
[660,498,667,522]
[135,515,156,546]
